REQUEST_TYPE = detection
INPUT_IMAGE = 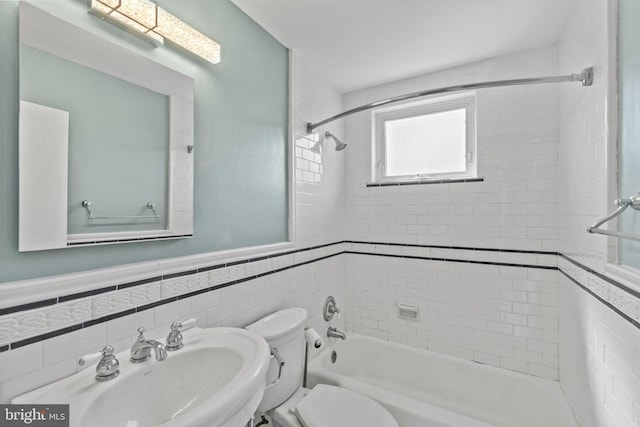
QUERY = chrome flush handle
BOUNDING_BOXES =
[265,347,285,391]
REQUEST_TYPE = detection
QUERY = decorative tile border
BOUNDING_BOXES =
[1,241,638,352]
[161,273,209,299]
[558,255,640,328]
[0,298,92,348]
[92,281,163,318]
[0,242,344,350]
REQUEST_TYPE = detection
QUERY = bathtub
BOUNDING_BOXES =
[306,334,577,427]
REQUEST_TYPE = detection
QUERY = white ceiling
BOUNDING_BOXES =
[230,0,578,93]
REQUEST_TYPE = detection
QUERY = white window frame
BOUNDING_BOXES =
[371,93,477,184]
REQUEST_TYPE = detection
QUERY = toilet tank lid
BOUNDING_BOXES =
[246,308,308,341]
[295,384,398,427]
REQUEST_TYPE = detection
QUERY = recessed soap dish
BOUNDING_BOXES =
[398,303,419,321]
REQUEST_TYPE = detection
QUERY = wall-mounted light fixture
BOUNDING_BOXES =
[89,0,221,64]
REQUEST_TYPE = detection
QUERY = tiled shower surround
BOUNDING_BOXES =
[345,249,561,380]
[343,46,561,252]
[2,3,640,426]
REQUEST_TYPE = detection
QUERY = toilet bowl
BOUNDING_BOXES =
[246,308,398,427]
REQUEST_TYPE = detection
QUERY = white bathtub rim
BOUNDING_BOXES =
[307,371,494,427]
[310,333,577,427]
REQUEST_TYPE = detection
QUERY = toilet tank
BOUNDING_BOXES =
[246,308,308,414]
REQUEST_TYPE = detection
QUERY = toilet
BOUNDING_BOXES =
[246,308,398,427]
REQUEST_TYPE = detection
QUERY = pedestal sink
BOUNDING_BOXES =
[12,327,270,427]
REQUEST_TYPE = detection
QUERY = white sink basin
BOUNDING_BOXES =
[12,327,270,427]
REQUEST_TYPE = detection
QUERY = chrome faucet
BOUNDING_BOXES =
[130,327,168,363]
[79,345,120,382]
[327,327,347,340]
[165,318,198,351]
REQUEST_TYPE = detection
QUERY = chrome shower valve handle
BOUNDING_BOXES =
[323,296,341,321]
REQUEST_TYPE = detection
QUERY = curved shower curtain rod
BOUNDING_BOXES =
[306,67,594,133]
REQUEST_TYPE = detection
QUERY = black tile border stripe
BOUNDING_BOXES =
[1,241,637,352]
[58,286,116,303]
[346,240,558,255]
[0,298,58,317]
[138,298,178,312]
[198,264,226,272]
[10,324,84,350]
[162,270,199,281]
[118,276,163,290]
[366,178,484,187]
[177,288,210,301]
[345,250,558,270]
[83,309,136,329]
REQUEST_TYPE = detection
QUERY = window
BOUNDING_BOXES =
[372,94,476,184]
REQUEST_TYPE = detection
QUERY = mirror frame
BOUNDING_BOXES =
[18,2,194,251]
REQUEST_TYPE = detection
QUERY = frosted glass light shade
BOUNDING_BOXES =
[155,8,221,65]
[90,0,221,64]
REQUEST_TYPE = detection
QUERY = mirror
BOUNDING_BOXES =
[18,2,194,251]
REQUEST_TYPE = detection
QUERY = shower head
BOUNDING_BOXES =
[325,131,347,151]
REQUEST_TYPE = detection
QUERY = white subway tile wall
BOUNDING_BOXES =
[0,255,345,402]
[341,47,563,380]
[293,55,346,249]
[560,275,640,427]
[344,252,560,380]
[343,46,560,251]
[557,0,640,425]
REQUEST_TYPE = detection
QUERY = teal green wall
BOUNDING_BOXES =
[0,0,289,282]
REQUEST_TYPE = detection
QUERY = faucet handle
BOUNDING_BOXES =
[323,296,342,321]
[170,318,197,332]
[78,351,102,368]
[166,318,198,351]
[328,305,341,319]
[79,345,120,382]
[136,326,147,341]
